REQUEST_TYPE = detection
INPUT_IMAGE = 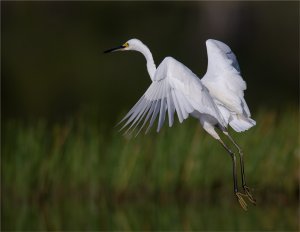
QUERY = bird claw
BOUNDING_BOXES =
[243,186,256,205]
[236,192,248,211]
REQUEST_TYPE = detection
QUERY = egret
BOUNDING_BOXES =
[104,38,256,210]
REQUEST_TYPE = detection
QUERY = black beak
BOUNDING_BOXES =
[104,45,125,53]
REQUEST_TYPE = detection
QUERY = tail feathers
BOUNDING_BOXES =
[229,115,256,132]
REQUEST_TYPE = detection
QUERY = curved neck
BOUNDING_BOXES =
[135,44,156,81]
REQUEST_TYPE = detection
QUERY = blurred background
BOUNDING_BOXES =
[2,1,299,231]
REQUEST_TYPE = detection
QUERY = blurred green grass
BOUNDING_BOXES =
[2,108,299,230]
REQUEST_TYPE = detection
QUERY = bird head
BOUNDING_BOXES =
[104,38,144,53]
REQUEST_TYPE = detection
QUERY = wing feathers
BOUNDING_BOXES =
[166,91,175,127]
[157,82,166,131]
[119,97,147,131]
[118,75,197,135]
[118,55,227,135]
[146,100,161,134]
[171,90,183,123]
[124,100,151,135]
[203,39,255,131]
[135,101,156,136]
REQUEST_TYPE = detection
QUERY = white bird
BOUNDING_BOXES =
[104,38,256,210]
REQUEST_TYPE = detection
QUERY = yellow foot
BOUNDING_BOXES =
[236,192,248,211]
[244,186,256,205]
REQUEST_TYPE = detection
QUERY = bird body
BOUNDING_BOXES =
[104,38,256,210]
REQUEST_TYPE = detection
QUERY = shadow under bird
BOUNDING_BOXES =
[104,38,256,210]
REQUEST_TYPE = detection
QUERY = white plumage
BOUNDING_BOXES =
[109,38,255,136]
[202,39,256,132]
[104,38,256,210]
[119,56,226,137]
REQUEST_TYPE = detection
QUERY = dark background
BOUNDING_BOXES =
[2,1,298,124]
[2,1,299,231]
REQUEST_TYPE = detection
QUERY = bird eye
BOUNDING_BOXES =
[123,42,129,48]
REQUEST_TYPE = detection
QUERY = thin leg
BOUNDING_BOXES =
[223,131,256,205]
[218,138,248,211]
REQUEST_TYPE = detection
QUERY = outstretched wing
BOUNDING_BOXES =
[118,57,225,136]
[201,39,256,132]
[201,39,250,116]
